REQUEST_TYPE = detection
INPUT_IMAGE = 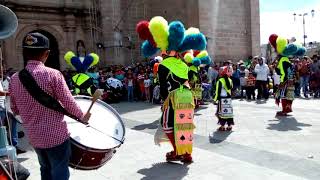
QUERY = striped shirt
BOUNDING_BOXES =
[9,60,84,148]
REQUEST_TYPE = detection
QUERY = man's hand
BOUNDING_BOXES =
[82,112,91,124]
[0,91,9,96]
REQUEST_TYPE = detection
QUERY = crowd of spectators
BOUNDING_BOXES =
[5,54,319,104]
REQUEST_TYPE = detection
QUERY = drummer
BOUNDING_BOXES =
[9,32,90,180]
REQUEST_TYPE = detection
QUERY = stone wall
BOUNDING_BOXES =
[199,0,260,63]
[2,0,92,70]
[1,0,260,70]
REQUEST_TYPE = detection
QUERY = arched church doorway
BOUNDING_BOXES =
[23,30,60,70]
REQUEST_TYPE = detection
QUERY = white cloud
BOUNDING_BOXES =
[260,4,320,45]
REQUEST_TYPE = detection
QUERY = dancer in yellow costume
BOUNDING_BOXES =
[136,17,208,163]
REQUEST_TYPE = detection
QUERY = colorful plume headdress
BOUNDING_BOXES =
[136,16,208,58]
[183,50,212,66]
[64,51,99,72]
[268,34,306,57]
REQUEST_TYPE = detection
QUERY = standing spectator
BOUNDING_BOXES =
[137,69,145,100]
[298,56,311,98]
[231,64,240,97]
[124,73,135,102]
[254,57,270,100]
[246,72,256,100]
[144,76,151,102]
[292,59,301,97]
[208,64,219,97]
[310,55,320,97]
[239,65,249,99]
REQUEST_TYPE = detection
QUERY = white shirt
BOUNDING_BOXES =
[128,79,133,87]
[144,79,151,88]
[272,73,280,85]
[254,64,269,81]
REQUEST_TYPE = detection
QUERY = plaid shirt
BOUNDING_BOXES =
[9,60,84,148]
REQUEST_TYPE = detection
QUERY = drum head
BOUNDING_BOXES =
[65,96,125,150]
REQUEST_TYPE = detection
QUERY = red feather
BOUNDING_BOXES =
[269,34,278,49]
[136,21,156,47]
[193,50,200,57]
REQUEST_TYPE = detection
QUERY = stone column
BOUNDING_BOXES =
[249,0,261,57]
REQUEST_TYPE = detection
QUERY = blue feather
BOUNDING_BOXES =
[199,56,212,65]
[82,56,94,71]
[282,44,298,56]
[192,58,201,66]
[142,40,159,57]
[70,57,82,72]
[178,33,207,52]
[168,21,185,51]
[294,47,306,56]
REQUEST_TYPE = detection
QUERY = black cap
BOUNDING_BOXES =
[23,32,49,49]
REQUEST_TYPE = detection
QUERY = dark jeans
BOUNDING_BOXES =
[246,86,256,100]
[34,139,71,180]
[256,80,269,99]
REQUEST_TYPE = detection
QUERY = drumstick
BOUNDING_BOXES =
[86,89,103,115]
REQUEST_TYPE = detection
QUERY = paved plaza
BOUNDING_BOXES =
[18,98,320,180]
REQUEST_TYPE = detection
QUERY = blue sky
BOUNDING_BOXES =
[260,0,320,44]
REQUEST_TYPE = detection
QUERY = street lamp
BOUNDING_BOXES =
[293,10,315,47]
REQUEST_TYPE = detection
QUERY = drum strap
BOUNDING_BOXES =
[18,69,83,123]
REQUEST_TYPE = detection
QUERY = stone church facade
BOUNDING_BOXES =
[1,0,260,70]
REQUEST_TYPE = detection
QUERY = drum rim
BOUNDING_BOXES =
[71,95,126,149]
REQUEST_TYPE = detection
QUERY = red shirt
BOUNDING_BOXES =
[9,60,84,148]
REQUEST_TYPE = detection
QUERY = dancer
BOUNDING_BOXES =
[136,17,207,163]
[64,49,99,96]
[213,66,234,131]
[184,50,212,108]
[268,34,306,116]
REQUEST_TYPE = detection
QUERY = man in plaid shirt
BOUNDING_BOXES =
[9,32,90,180]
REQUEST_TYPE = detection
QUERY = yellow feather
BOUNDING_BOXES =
[149,16,169,51]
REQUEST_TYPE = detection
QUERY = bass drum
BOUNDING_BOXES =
[65,96,125,170]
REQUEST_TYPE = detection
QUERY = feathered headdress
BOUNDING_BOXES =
[136,16,208,58]
[269,34,306,57]
[183,50,212,66]
[64,51,99,72]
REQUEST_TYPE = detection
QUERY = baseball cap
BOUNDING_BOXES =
[23,32,49,49]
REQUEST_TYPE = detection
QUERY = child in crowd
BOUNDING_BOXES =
[144,76,152,102]
[246,72,256,100]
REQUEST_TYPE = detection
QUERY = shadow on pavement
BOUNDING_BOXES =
[209,131,232,144]
[110,102,160,115]
[255,100,267,104]
[132,120,159,130]
[137,162,189,180]
[267,117,312,131]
